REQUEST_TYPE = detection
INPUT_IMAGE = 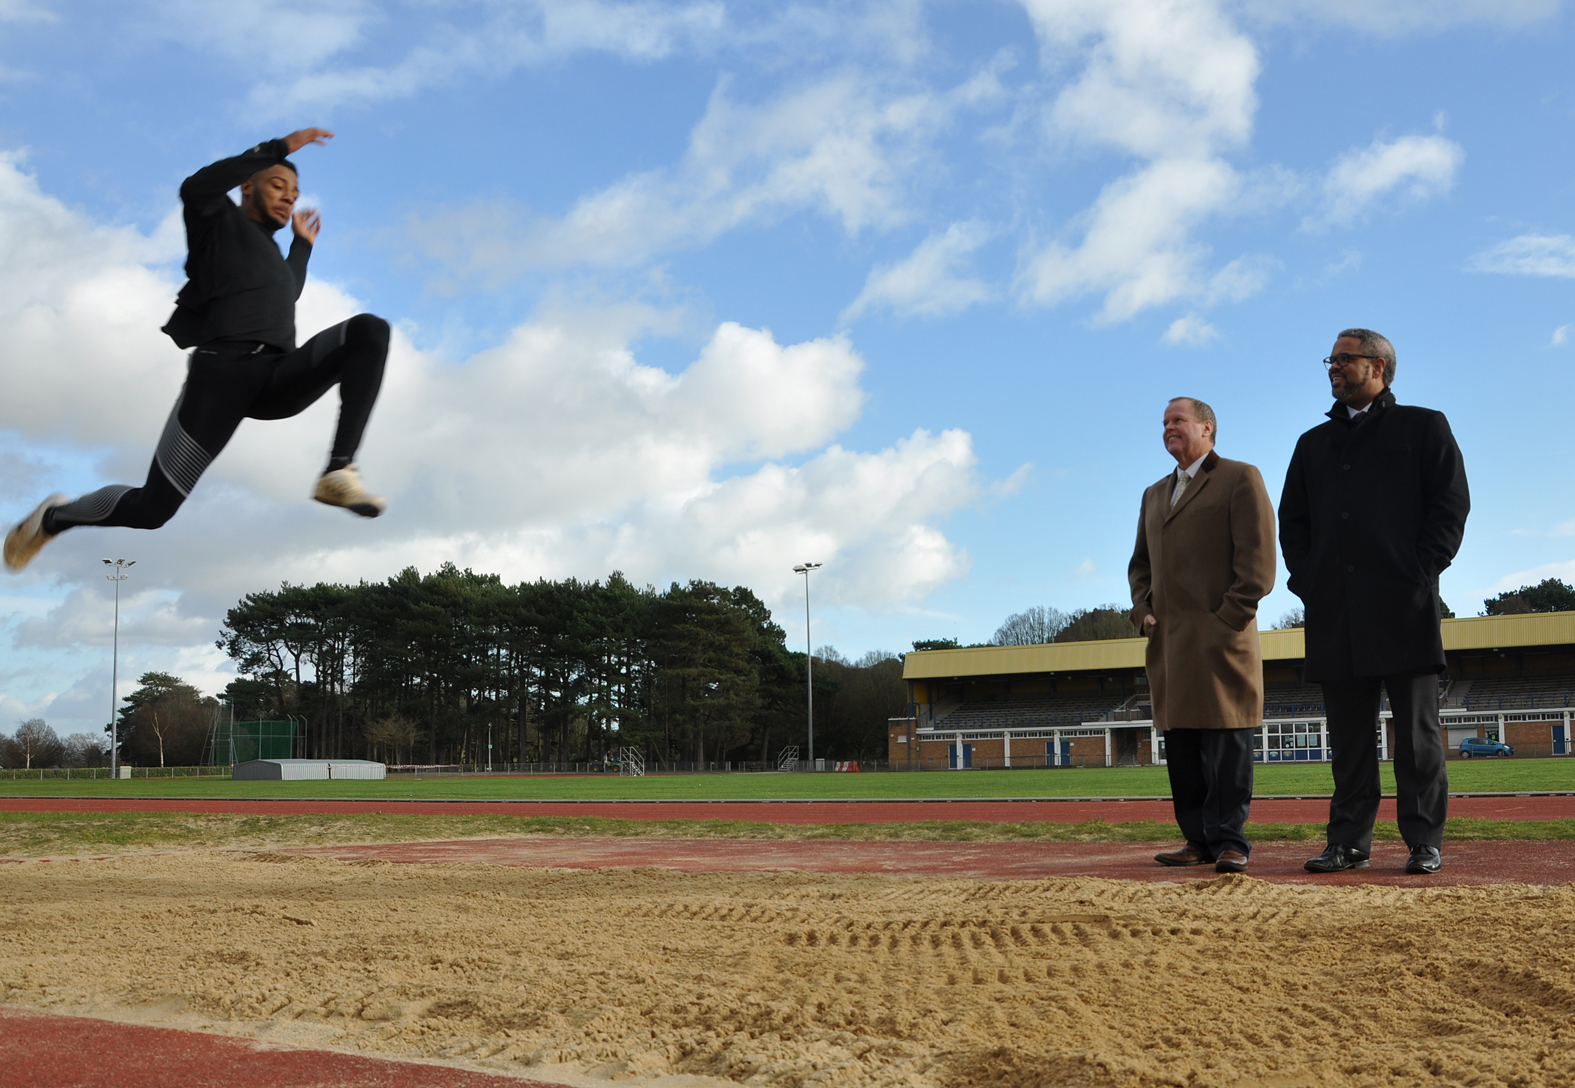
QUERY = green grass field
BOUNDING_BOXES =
[2,759,1573,799]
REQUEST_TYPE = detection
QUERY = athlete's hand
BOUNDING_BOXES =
[283,128,335,153]
[292,208,321,245]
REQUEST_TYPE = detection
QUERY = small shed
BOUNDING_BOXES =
[232,759,387,781]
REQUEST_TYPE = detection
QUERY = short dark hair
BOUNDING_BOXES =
[1169,396,1218,442]
[248,160,298,184]
[1338,327,1396,385]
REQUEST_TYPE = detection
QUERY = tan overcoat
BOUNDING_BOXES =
[1128,450,1277,730]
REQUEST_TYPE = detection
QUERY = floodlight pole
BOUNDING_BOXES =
[793,563,822,766]
[102,559,135,778]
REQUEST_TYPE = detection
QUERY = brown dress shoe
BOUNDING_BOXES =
[1154,844,1212,866]
[1213,849,1248,874]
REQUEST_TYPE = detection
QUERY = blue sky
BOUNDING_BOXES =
[2,0,1574,733]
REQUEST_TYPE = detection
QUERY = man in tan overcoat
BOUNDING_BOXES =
[1129,397,1276,874]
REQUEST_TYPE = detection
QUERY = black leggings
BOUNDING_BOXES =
[49,314,388,532]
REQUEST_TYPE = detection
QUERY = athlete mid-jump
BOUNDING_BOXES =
[5,128,389,572]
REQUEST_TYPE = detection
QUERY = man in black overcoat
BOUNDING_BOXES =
[1280,328,1469,875]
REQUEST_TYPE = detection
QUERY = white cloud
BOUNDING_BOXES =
[1236,0,1561,34]
[1323,250,1363,278]
[0,150,992,711]
[248,1,724,112]
[1314,134,1464,228]
[1204,253,1278,303]
[412,67,1001,278]
[16,584,211,651]
[0,0,51,22]
[1027,0,1259,159]
[224,1,963,115]
[1163,313,1219,346]
[1470,234,1575,278]
[1013,2,1468,323]
[360,314,870,529]
[1486,559,1575,597]
[149,0,375,72]
[842,221,994,320]
[1507,519,1575,538]
[1017,156,1246,322]
[409,69,995,276]
[1554,324,1570,347]
[1014,0,1273,322]
[0,153,189,468]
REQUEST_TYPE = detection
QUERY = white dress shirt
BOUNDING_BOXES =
[1170,452,1208,506]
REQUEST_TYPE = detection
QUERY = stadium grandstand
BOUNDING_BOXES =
[890,612,1575,770]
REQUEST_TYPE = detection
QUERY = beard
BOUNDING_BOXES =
[1330,367,1375,402]
[249,191,287,231]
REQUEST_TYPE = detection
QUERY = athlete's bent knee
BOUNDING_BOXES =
[347,313,391,356]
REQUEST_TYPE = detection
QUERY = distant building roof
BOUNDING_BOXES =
[902,611,1575,680]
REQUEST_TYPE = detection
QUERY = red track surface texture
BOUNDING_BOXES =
[6,794,1575,821]
[0,1007,561,1088]
[286,836,1575,887]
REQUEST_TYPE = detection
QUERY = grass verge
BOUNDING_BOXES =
[2,811,1574,858]
[3,759,1574,800]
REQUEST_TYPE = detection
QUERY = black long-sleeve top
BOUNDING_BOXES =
[161,139,311,350]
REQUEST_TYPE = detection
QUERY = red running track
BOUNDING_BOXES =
[5,795,1575,821]
[0,1007,563,1088]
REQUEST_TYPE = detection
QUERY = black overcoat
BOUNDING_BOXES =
[1278,388,1469,681]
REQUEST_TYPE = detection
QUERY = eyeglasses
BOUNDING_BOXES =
[1322,353,1381,371]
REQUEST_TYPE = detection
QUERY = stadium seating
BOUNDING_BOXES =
[932,693,1126,730]
[1463,675,1575,711]
[1261,682,1325,719]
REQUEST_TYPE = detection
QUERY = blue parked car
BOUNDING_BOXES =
[1459,736,1513,759]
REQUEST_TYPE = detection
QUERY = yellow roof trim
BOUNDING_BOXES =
[902,611,1575,680]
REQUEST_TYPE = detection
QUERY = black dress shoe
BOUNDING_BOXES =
[1214,849,1248,874]
[1154,844,1212,867]
[1304,843,1370,873]
[1405,844,1442,874]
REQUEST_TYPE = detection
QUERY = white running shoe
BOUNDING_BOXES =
[313,465,386,518]
[4,493,69,572]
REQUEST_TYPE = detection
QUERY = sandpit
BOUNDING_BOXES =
[4,853,1575,1087]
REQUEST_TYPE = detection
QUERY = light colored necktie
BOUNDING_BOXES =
[1170,468,1190,508]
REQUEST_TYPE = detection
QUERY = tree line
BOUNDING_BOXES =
[912,603,1136,651]
[29,577,1569,771]
[969,579,1575,644]
[0,720,107,770]
[195,565,906,767]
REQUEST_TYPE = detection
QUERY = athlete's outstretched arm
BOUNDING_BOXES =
[178,129,336,215]
[282,128,334,153]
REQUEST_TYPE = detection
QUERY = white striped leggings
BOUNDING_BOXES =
[47,314,388,532]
